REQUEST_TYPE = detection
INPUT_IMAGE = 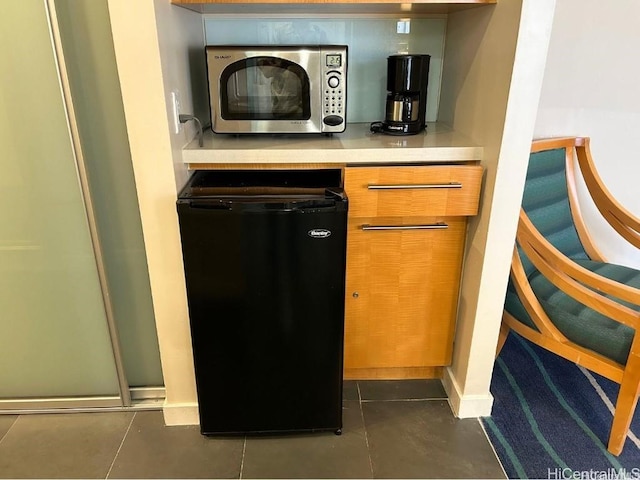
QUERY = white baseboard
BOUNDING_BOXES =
[162,402,199,426]
[159,371,495,425]
[443,367,494,418]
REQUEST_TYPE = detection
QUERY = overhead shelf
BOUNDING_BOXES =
[171,0,497,15]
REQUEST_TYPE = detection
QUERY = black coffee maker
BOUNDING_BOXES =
[371,54,431,135]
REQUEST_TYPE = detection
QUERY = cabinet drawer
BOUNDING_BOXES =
[344,165,482,217]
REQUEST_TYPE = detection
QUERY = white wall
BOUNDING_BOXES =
[108,0,199,425]
[154,0,208,191]
[439,0,556,417]
[535,0,640,269]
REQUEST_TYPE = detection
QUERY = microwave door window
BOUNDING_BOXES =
[227,67,272,115]
[221,57,311,121]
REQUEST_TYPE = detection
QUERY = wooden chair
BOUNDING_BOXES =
[500,136,640,456]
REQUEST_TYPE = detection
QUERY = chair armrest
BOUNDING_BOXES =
[517,210,640,330]
[575,139,640,249]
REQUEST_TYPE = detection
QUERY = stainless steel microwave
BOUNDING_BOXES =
[206,45,347,134]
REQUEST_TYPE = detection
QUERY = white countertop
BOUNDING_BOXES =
[182,122,482,165]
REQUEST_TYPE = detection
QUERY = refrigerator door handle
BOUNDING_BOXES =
[283,200,338,212]
[188,201,233,210]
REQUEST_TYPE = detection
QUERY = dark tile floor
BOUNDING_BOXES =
[0,380,506,479]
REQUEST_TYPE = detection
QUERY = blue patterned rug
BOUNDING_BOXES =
[482,332,640,479]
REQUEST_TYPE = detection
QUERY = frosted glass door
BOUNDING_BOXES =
[0,1,120,397]
[54,0,163,389]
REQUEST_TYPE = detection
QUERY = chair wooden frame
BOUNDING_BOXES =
[499,137,640,456]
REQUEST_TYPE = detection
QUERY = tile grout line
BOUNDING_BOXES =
[477,418,509,479]
[238,436,247,479]
[356,382,375,479]
[0,415,20,447]
[360,397,447,403]
[105,412,136,479]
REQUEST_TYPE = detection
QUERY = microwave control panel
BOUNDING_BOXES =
[322,47,347,133]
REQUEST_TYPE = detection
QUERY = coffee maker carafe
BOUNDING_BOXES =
[371,54,430,135]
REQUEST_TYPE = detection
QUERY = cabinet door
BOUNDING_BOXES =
[344,217,466,374]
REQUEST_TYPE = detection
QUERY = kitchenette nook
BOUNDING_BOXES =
[106,0,556,426]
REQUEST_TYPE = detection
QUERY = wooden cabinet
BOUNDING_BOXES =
[343,164,483,379]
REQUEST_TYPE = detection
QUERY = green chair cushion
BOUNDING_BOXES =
[528,259,640,365]
[519,148,589,278]
[504,282,538,331]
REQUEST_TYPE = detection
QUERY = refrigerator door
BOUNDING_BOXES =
[177,185,347,434]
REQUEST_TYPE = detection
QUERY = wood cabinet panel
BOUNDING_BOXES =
[344,165,482,218]
[343,217,466,372]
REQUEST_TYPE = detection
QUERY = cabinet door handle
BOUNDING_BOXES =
[367,182,462,190]
[361,223,448,231]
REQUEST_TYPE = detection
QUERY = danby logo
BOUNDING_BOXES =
[308,229,331,239]
[214,55,232,59]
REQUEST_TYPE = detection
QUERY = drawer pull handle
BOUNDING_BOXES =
[367,182,462,190]
[361,223,449,231]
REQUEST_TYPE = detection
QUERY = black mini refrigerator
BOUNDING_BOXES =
[176,170,348,435]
